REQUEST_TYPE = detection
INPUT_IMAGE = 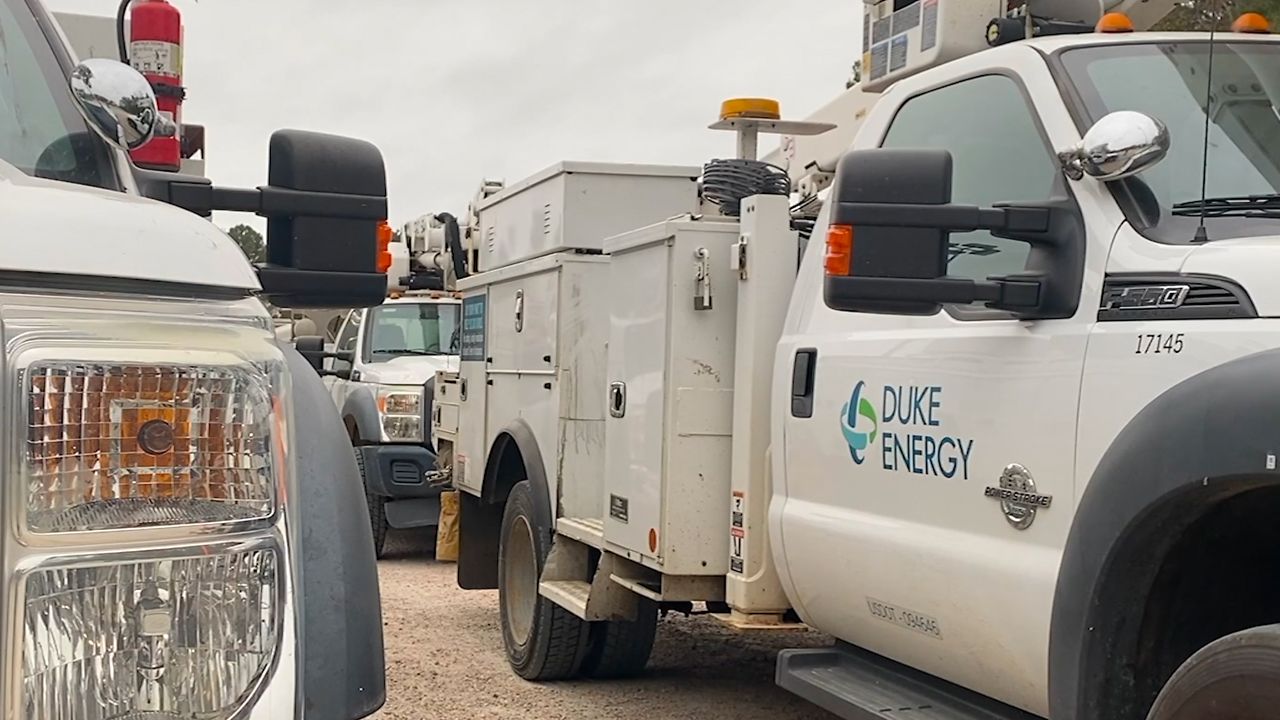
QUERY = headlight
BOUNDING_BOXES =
[376,386,423,442]
[24,361,279,533]
[0,293,295,719]
[21,542,280,720]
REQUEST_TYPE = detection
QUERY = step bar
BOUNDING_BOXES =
[776,643,1039,720]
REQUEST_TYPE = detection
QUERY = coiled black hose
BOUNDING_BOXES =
[702,158,791,217]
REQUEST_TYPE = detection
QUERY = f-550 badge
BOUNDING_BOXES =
[985,463,1052,531]
[1100,285,1190,311]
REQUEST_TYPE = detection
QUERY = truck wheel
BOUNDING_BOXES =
[499,480,590,680]
[353,447,389,559]
[581,598,659,679]
[1146,624,1280,719]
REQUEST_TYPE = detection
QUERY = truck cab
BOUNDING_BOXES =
[775,16,1280,720]
[314,292,461,556]
[4,0,389,717]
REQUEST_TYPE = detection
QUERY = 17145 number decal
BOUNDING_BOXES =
[1135,333,1184,355]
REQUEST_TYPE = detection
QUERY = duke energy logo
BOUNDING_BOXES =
[839,382,975,480]
[840,381,879,464]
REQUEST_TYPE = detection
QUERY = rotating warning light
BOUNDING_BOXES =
[1096,13,1135,33]
[719,98,781,121]
[1233,13,1271,33]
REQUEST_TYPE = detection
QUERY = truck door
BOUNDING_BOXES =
[778,61,1110,716]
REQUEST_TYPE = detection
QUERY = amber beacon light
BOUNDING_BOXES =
[1095,12,1135,33]
[1233,13,1271,33]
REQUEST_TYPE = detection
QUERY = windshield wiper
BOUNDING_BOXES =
[375,348,443,356]
[1172,194,1280,219]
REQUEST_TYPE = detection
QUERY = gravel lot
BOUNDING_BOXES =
[370,529,837,720]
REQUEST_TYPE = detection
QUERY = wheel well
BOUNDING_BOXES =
[482,432,527,507]
[1090,480,1280,719]
[344,416,360,444]
[456,432,534,591]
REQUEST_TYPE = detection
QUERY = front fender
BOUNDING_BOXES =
[1049,347,1280,720]
[341,386,382,444]
[283,344,386,719]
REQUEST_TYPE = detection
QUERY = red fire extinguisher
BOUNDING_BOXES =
[126,0,184,171]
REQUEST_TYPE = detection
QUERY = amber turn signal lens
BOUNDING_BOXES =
[376,220,393,273]
[824,224,853,276]
[1233,12,1271,33]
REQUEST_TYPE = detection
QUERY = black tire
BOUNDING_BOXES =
[1146,624,1280,720]
[581,598,659,679]
[354,446,389,559]
[498,480,590,680]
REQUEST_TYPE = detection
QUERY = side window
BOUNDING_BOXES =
[335,311,362,354]
[880,74,1059,285]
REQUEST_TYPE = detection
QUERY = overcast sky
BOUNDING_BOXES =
[46,1,860,232]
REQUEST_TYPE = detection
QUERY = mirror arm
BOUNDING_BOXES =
[826,276,1040,308]
[164,183,386,220]
[835,202,1050,235]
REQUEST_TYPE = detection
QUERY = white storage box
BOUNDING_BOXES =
[474,162,700,272]
[601,217,743,576]
[452,252,611,522]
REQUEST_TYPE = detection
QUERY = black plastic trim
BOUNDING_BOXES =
[777,642,1038,720]
[257,266,387,310]
[1098,273,1257,321]
[358,445,440,499]
[0,271,252,302]
[1049,347,1280,720]
[283,343,386,720]
[340,388,382,445]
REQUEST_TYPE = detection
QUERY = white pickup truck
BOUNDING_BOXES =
[435,1,1280,718]
[4,1,389,717]
[302,291,461,556]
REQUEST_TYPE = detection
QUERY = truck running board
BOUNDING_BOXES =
[776,643,1041,720]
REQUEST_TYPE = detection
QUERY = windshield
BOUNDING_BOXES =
[1059,41,1280,242]
[0,0,116,188]
[364,302,461,361]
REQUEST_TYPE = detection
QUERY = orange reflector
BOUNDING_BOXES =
[1233,12,1271,33]
[1096,12,1134,33]
[376,220,393,273]
[824,224,854,276]
[720,97,781,121]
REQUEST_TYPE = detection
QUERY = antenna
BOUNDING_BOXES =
[1192,0,1222,243]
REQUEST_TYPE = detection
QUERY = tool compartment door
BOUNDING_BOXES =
[603,240,670,562]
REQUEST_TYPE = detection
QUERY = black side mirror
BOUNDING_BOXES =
[294,336,356,375]
[821,148,1079,319]
[295,336,327,371]
[136,129,389,310]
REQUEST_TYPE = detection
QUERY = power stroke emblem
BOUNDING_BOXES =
[985,463,1052,530]
[1100,285,1189,311]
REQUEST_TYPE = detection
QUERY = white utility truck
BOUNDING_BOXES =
[435,0,1280,718]
[5,2,390,718]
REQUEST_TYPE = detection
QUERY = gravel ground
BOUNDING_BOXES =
[369,529,838,720]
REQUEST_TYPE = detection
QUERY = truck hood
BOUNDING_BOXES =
[0,160,260,291]
[1181,236,1280,316]
[359,355,458,385]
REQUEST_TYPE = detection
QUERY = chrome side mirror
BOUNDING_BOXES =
[69,58,172,151]
[1059,110,1169,182]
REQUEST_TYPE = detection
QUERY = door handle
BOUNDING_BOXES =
[609,382,627,418]
[791,348,817,418]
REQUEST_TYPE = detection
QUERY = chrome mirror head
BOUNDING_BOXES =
[1059,110,1170,182]
[69,58,164,151]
